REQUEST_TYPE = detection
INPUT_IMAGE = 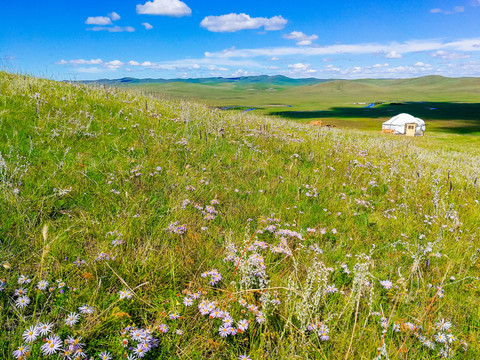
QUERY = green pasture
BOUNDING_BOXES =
[121,76,480,147]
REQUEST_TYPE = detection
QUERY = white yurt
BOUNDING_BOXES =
[382,113,425,136]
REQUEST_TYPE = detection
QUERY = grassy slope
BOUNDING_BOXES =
[1,72,480,359]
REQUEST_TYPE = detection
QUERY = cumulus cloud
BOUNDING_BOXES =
[385,51,403,59]
[109,12,121,21]
[136,0,192,17]
[200,13,287,32]
[142,22,154,29]
[283,31,318,46]
[105,60,125,69]
[85,16,112,25]
[88,26,135,32]
[288,62,317,75]
[430,6,464,14]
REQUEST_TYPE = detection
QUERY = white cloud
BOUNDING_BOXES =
[105,60,125,69]
[430,50,471,59]
[287,62,317,76]
[128,60,141,66]
[88,26,135,32]
[430,6,464,14]
[414,62,432,67]
[85,16,112,25]
[142,22,154,30]
[109,12,121,21]
[136,0,192,17]
[201,38,480,61]
[385,51,403,59]
[283,31,318,46]
[200,13,287,33]
[56,59,103,65]
[192,64,201,69]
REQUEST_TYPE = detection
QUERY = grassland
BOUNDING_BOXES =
[1,71,480,359]
[119,75,480,150]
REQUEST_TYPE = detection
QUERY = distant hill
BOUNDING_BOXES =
[80,75,330,87]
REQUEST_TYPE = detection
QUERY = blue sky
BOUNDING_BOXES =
[1,0,480,79]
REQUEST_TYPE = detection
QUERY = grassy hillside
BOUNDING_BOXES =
[123,76,480,141]
[1,72,480,359]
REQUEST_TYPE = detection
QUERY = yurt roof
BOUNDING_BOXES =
[383,113,425,126]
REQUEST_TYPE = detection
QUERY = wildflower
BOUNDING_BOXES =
[436,319,452,331]
[446,333,456,343]
[256,312,266,324]
[183,297,193,306]
[78,305,95,314]
[239,355,252,360]
[121,338,128,347]
[238,319,249,331]
[392,322,401,332]
[130,329,145,341]
[119,289,133,299]
[435,333,447,343]
[176,329,184,335]
[36,322,54,335]
[73,259,86,267]
[210,309,222,319]
[223,317,234,327]
[41,334,62,355]
[238,298,247,307]
[380,280,393,290]
[65,312,80,326]
[404,322,416,331]
[319,330,329,341]
[326,285,338,294]
[218,325,230,337]
[169,312,180,320]
[98,350,112,360]
[438,347,453,358]
[12,344,29,359]
[37,280,49,290]
[247,304,258,313]
[14,288,27,296]
[15,295,30,308]
[18,275,31,284]
[133,344,147,358]
[158,324,168,334]
[22,325,38,343]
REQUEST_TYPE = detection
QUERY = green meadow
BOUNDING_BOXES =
[120,75,480,150]
[1,71,480,359]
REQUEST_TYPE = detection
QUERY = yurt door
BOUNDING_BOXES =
[405,123,417,137]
